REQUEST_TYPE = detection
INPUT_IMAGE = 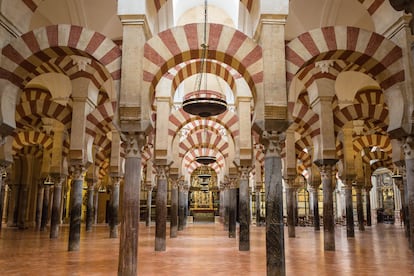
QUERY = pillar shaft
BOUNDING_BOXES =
[365,188,372,226]
[255,186,262,226]
[68,166,84,251]
[178,188,185,230]
[50,176,64,238]
[239,167,250,251]
[312,188,320,230]
[170,184,178,238]
[118,134,144,275]
[318,162,336,251]
[146,187,152,227]
[86,185,94,232]
[35,183,44,231]
[223,188,229,229]
[344,185,355,237]
[356,186,365,231]
[228,188,237,238]
[109,178,120,238]
[286,187,296,238]
[40,186,50,231]
[262,132,285,276]
[155,165,168,251]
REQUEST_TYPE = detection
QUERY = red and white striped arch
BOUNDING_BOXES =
[15,88,72,131]
[14,145,43,159]
[1,24,121,89]
[286,26,404,91]
[168,109,239,140]
[359,0,387,16]
[85,101,117,138]
[170,59,239,93]
[12,130,53,154]
[362,150,390,164]
[25,56,112,92]
[144,23,262,97]
[353,134,392,155]
[179,128,229,159]
[291,102,320,138]
[354,87,384,104]
[371,159,392,171]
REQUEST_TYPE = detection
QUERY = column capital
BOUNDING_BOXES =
[70,164,87,181]
[154,164,170,181]
[260,131,285,157]
[403,136,414,160]
[111,175,122,186]
[51,174,66,188]
[123,132,146,158]
[316,162,336,181]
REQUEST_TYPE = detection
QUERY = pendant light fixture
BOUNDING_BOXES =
[182,0,227,118]
[195,119,217,165]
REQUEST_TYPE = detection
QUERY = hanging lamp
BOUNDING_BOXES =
[182,0,227,118]
[195,120,217,165]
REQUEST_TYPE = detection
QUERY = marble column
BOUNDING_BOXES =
[403,137,414,249]
[155,165,169,251]
[170,179,179,238]
[68,165,85,251]
[0,169,7,230]
[118,133,145,275]
[239,167,251,251]
[395,175,405,226]
[17,185,28,230]
[262,132,285,275]
[255,185,262,226]
[228,187,237,238]
[50,175,65,239]
[344,184,355,237]
[403,168,410,239]
[316,161,336,251]
[356,185,365,231]
[109,176,121,238]
[85,181,95,232]
[184,189,189,227]
[40,185,50,231]
[311,187,320,230]
[286,186,296,238]
[93,187,99,224]
[145,183,153,227]
[223,186,230,229]
[365,187,372,226]
[178,184,185,231]
[35,182,44,231]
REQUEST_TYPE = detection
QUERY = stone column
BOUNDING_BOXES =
[262,131,286,275]
[35,182,44,231]
[316,161,337,251]
[355,184,365,231]
[394,175,405,227]
[228,186,237,239]
[342,126,356,238]
[93,186,99,224]
[0,166,9,229]
[40,185,51,231]
[85,180,95,232]
[118,133,145,275]
[169,174,180,238]
[365,186,372,226]
[344,184,355,237]
[50,175,65,238]
[145,183,153,227]
[68,165,85,251]
[155,164,169,251]
[285,184,297,238]
[238,166,251,251]
[178,181,186,231]
[311,186,320,231]
[402,167,410,239]
[255,184,262,226]
[403,137,414,249]
[109,176,121,238]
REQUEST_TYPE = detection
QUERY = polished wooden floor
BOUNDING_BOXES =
[0,221,413,275]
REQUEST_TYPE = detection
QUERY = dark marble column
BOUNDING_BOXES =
[223,187,229,229]
[183,189,189,227]
[50,175,64,238]
[344,183,355,237]
[35,182,44,231]
[170,181,178,238]
[17,185,28,230]
[68,165,85,251]
[356,185,365,231]
[255,185,262,226]
[109,177,121,238]
[239,167,250,251]
[85,182,95,232]
[311,187,320,231]
[145,183,153,227]
[286,186,296,238]
[0,171,7,230]
[228,187,237,238]
[118,133,144,275]
[403,137,414,249]
[365,187,372,226]
[178,185,185,231]
[155,165,169,251]
[403,168,410,239]
[40,185,50,231]
[262,132,285,276]
[93,187,99,224]
[316,161,337,251]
